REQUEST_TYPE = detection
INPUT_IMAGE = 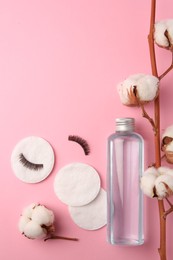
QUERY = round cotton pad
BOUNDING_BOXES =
[54,163,101,206]
[11,136,55,183]
[68,188,107,230]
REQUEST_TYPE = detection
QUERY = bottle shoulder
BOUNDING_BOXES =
[108,131,144,142]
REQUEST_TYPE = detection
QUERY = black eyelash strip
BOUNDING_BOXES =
[68,135,90,155]
[19,153,44,171]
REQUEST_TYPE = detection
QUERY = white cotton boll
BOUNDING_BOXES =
[22,203,38,218]
[19,204,56,240]
[23,221,47,239]
[32,205,54,226]
[154,20,173,48]
[117,74,159,106]
[155,174,173,199]
[141,174,157,198]
[18,215,30,233]
[19,203,78,242]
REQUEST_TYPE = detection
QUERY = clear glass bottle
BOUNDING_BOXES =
[107,117,144,246]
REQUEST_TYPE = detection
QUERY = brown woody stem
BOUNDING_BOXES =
[139,102,156,133]
[148,1,166,260]
[163,207,173,219]
[133,87,156,133]
[161,154,166,161]
[158,200,166,260]
[162,198,173,219]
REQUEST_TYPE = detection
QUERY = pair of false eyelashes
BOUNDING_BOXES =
[19,135,90,171]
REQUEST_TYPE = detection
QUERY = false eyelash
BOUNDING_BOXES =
[68,135,90,155]
[19,153,44,171]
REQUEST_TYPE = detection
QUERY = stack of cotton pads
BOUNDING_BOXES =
[54,163,107,230]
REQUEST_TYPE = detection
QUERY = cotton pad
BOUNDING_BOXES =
[68,188,107,230]
[11,136,55,183]
[54,162,101,206]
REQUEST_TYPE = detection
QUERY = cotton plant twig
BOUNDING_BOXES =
[44,235,79,242]
[163,198,173,219]
[148,1,167,260]
[132,86,157,133]
[148,0,173,259]
[165,197,173,208]
[148,153,165,168]
[140,104,157,133]
[163,207,173,219]
[148,0,161,167]
[159,52,173,80]
[158,202,167,260]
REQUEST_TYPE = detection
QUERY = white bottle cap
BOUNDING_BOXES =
[116,118,135,132]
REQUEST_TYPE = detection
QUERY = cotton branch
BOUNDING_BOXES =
[140,103,157,134]
[148,1,166,260]
[133,86,157,133]
[44,235,79,242]
[159,52,173,80]
[162,198,173,219]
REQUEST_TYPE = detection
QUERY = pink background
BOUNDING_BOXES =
[1,0,173,259]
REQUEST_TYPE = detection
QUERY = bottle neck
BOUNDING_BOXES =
[115,118,135,132]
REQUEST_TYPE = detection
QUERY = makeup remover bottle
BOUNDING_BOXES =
[107,118,144,246]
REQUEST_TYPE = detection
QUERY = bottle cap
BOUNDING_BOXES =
[116,118,135,132]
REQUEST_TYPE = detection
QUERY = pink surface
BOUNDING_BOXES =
[1,0,173,259]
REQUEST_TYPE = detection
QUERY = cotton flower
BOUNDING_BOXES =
[141,166,173,199]
[19,203,55,240]
[117,74,159,106]
[18,203,78,242]
[154,19,173,50]
[161,125,173,163]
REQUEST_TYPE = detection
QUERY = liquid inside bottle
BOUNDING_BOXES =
[107,118,144,246]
